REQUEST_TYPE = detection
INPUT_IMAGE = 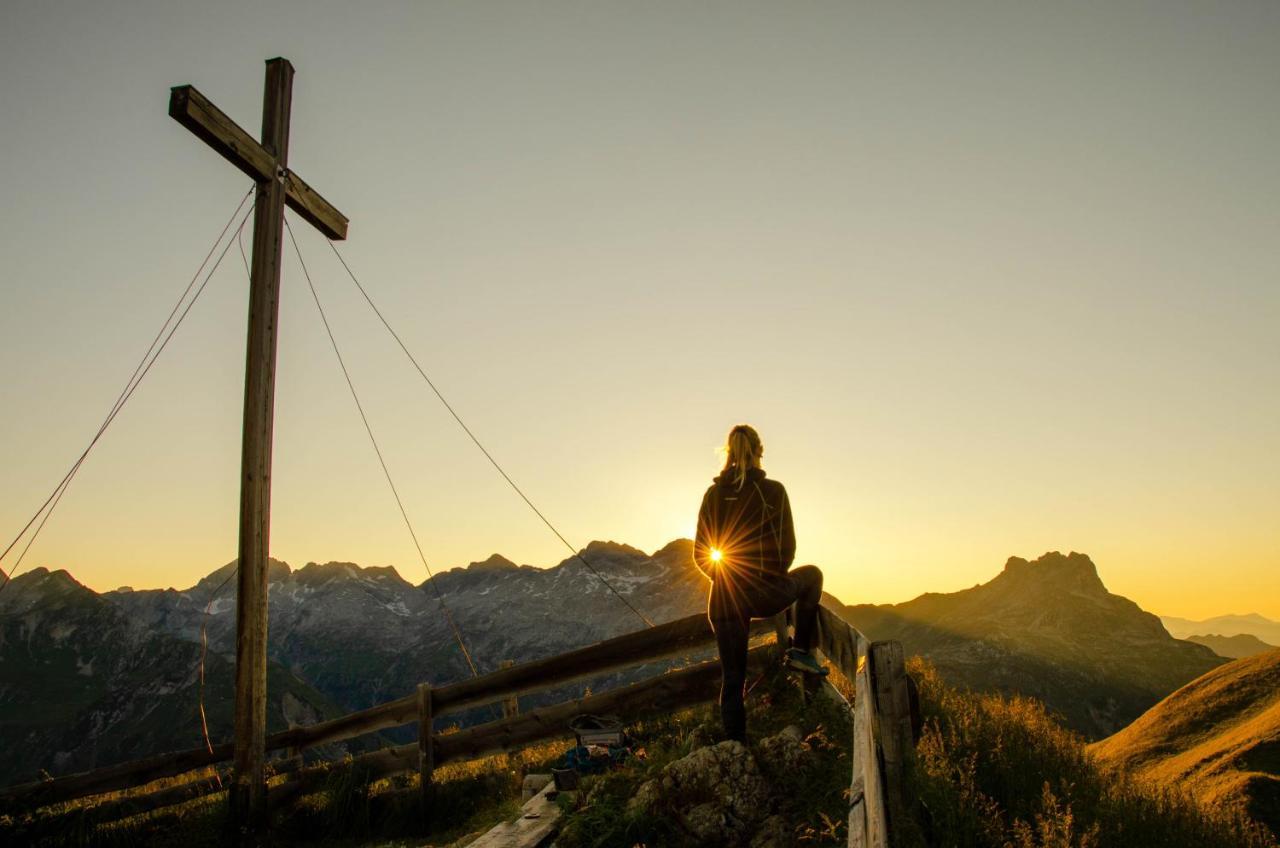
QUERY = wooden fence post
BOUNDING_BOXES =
[417,683,434,822]
[870,641,910,818]
[499,661,519,718]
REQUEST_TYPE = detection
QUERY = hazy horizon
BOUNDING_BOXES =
[2,2,1277,620]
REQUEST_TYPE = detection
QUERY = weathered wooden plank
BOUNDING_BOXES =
[267,648,772,805]
[53,773,227,826]
[468,780,565,848]
[0,613,732,810]
[430,612,772,716]
[0,612,780,814]
[433,647,773,766]
[845,634,871,848]
[283,171,348,240]
[230,55,294,834]
[267,744,418,807]
[817,604,858,679]
[266,694,417,753]
[265,611,745,755]
[856,636,890,848]
[870,642,905,824]
[168,85,275,183]
[170,86,347,242]
[848,796,868,848]
[0,743,232,812]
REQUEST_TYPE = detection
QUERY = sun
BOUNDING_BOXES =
[710,548,723,563]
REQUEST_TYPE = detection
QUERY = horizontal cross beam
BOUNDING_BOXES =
[168,85,348,240]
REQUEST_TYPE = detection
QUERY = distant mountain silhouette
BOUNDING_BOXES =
[106,540,709,718]
[830,551,1225,739]
[0,568,344,787]
[1161,612,1280,647]
[1091,648,1280,835]
[2,542,709,788]
[1187,632,1278,659]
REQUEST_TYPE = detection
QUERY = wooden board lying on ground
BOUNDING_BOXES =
[466,780,568,848]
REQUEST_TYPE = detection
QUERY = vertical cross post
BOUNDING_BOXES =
[230,56,293,835]
[169,55,348,838]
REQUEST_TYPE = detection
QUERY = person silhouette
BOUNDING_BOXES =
[693,424,826,742]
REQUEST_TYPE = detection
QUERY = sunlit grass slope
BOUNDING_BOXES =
[902,657,1277,848]
[1,736,567,848]
[1090,648,1280,836]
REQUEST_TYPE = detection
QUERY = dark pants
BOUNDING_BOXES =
[711,564,823,742]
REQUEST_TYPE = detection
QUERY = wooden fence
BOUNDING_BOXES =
[0,602,914,847]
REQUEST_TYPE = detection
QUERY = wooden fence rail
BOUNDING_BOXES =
[0,612,771,811]
[1,602,911,848]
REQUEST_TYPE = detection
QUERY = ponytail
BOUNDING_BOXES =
[721,424,763,489]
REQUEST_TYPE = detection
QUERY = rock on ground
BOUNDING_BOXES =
[627,725,811,846]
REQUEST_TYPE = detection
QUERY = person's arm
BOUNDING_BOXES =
[693,487,716,580]
[779,486,796,569]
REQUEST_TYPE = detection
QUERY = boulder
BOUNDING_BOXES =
[627,732,815,845]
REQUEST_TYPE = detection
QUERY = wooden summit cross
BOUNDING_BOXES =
[168,57,348,832]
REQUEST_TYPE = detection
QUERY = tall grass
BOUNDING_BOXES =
[902,658,1277,848]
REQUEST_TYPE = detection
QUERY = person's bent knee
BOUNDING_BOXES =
[793,564,823,598]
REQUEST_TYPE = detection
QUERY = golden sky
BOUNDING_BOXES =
[1,2,1277,620]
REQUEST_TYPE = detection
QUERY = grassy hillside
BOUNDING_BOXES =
[1090,649,1280,836]
[836,552,1224,740]
[902,658,1276,848]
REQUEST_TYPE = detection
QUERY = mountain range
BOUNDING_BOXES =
[105,540,707,716]
[1091,648,1280,834]
[0,543,1237,790]
[0,568,344,788]
[1186,633,1278,660]
[830,551,1226,739]
[1161,613,1280,647]
[0,540,708,787]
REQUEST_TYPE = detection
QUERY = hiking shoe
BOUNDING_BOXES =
[785,648,829,676]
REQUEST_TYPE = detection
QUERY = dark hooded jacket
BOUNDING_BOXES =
[694,467,796,624]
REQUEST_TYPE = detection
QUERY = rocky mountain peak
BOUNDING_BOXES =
[653,538,695,560]
[579,540,647,560]
[191,557,292,595]
[0,567,95,614]
[999,550,1106,596]
[266,557,292,582]
[362,565,410,583]
[464,553,519,572]
[295,561,365,586]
